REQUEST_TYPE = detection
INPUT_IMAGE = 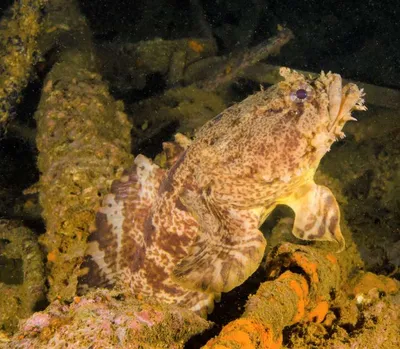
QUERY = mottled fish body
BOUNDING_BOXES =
[79,68,366,315]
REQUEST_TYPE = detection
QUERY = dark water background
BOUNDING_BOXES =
[77,0,400,88]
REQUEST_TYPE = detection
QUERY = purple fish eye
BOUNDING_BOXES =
[290,85,312,103]
[296,88,307,100]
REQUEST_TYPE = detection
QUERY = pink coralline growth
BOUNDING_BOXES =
[134,310,165,327]
[21,313,51,333]
[3,289,211,349]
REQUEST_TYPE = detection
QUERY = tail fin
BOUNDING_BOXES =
[78,155,164,293]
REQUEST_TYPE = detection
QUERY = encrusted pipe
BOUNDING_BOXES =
[203,243,343,349]
[35,0,133,301]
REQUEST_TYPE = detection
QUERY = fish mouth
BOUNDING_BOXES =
[320,72,367,138]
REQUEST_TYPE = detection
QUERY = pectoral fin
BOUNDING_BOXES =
[285,182,345,252]
[172,225,266,294]
[172,189,266,293]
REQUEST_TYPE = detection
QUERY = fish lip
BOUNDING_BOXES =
[324,73,366,137]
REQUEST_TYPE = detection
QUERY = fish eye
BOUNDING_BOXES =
[290,85,313,103]
[295,89,307,99]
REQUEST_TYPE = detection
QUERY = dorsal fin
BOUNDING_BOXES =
[78,155,165,293]
[158,133,192,168]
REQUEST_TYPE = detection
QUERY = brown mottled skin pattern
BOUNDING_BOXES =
[79,68,366,316]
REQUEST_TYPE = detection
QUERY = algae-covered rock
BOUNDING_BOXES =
[0,220,45,334]
[4,289,211,349]
[0,0,47,124]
